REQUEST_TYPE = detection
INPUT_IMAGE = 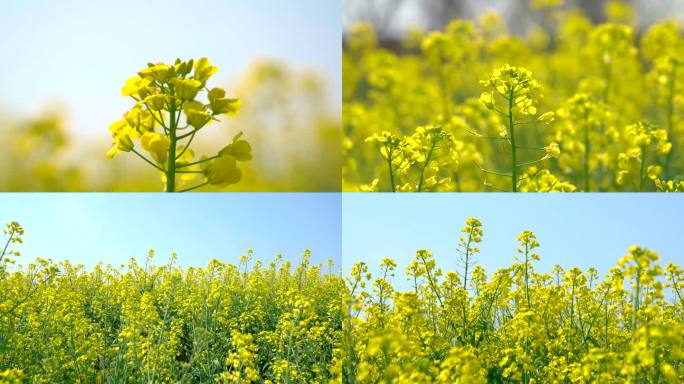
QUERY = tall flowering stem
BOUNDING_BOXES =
[479,65,558,192]
[107,58,252,192]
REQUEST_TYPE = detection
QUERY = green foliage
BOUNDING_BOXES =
[343,217,684,383]
[344,3,684,192]
[0,222,342,383]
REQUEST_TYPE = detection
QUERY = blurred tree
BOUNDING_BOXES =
[344,0,407,39]
[421,0,470,30]
[344,0,652,39]
[576,0,607,23]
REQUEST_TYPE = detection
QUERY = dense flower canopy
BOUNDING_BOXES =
[343,3,684,192]
[342,217,684,383]
[0,225,342,383]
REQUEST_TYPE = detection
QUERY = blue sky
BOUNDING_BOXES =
[3,193,683,280]
[343,194,684,287]
[0,193,341,269]
[0,0,340,139]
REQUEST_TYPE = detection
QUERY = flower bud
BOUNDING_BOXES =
[544,142,561,158]
[124,107,155,132]
[537,111,555,124]
[219,139,252,161]
[194,57,218,85]
[121,76,151,98]
[170,78,202,100]
[139,64,175,83]
[186,110,212,129]
[208,87,241,116]
[144,94,168,111]
[117,134,134,152]
[141,132,170,163]
[647,165,662,180]
[479,92,495,109]
[204,155,242,185]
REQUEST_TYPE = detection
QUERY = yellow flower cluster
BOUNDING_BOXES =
[108,58,250,192]
[343,3,684,191]
[364,126,452,192]
[343,217,684,383]
[616,121,671,190]
[0,229,342,383]
[0,222,23,270]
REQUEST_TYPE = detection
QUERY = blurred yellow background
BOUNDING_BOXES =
[0,0,341,192]
[0,62,340,191]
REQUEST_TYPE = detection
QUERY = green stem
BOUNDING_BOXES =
[524,243,531,309]
[166,102,178,192]
[604,61,612,103]
[463,234,472,293]
[345,282,359,383]
[462,229,473,336]
[386,146,396,192]
[174,170,203,174]
[632,271,641,384]
[639,145,647,192]
[523,242,532,384]
[633,265,642,335]
[177,154,221,168]
[584,111,591,192]
[418,254,443,308]
[605,288,610,348]
[177,181,209,192]
[670,272,684,306]
[0,231,15,264]
[175,131,197,160]
[178,128,200,140]
[509,90,518,192]
[417,142,437,192]
[131,149,164,172]
[570,280,575,330]
[143,102,168,132]
[665,65,677,179]
[516,158,547,168]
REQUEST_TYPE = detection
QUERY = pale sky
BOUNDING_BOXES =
[1,193,342,269]
[343,193,684,289]
[0,0,341,144]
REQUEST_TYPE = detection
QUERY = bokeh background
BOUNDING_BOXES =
[0,0,341,191]
[342,0,684,192]
[344,0,683,40]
